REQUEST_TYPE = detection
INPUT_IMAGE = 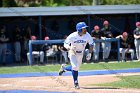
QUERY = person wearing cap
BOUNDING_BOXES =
[101,20,113,62]
[116,32,134,62]
[134,22,140,61]
[27,36,45,65]
[91,25,102,63]
[58,22,94,89]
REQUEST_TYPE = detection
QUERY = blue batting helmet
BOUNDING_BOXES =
[76,22,88,32]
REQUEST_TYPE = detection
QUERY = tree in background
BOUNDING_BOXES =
[1,0,17,7]
[0,0,2,7]
[41,0,58,7]
[0,0,140,7]
[100,0,140,5]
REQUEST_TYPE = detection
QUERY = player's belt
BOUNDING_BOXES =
[76,51,82,53]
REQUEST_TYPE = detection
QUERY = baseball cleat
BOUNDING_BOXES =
[74,83,80,89]
[58,64,66,76]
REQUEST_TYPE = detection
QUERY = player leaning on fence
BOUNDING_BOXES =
[58,22,94,89]
[91,25,102,63]
[101,20,113,62]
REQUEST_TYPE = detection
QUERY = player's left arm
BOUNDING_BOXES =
[86,33,94,60]
[87,32,94,53]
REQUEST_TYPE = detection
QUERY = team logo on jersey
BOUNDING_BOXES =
[74,40,86,43]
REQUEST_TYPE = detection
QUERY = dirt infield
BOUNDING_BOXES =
[0,73,140,93]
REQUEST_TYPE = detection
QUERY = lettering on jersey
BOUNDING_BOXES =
[74,40,86,43]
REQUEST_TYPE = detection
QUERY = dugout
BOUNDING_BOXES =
[0,5,140,63]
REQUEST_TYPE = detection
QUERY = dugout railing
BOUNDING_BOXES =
[29,38,120,65]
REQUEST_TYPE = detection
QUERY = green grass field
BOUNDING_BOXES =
[95,75,140,89]
[0,61,140,74]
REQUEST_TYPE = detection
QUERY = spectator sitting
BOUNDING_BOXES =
[27,36,44,65]
[116,32,134,62]
[46,45,56,56]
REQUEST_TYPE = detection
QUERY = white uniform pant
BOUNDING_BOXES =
[68,52,83,71]
[102,42,111,59]
[120,48,134,60]
[27,51,44,65]
[93,42,100,60]
[134,39,140,60]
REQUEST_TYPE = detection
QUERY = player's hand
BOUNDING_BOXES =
[86,53,91,61]
[101,37,106,40]
[125,49,129,53]
[70,45,76,51]
[108,34,113,37]
[69,45,76,55]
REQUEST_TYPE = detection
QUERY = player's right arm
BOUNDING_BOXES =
[133,29,140,39]
[116,35,122,39]
[87,32,94,53]
[134,34,140,39]
[64,33,76,55]
[64,38,70,50]
[64,33,73,50]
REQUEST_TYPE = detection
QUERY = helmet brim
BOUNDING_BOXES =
[82,26,88,29]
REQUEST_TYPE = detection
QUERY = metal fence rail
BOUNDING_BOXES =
[29,38,120,65]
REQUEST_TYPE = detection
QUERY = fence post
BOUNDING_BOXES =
[29,40,32,65]
[117,38,120,62]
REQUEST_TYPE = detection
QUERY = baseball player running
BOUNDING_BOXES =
[134,22,140,61]
[58,22,94,89]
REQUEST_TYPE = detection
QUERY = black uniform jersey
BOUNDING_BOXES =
[120,37,131,48]
[13,31,23,42]
[91,30,102,39]
[0,31,9,43]
[133,28,140,39]
[32,44,44,51]
[25,30,31,40]
[101,27,113,38]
